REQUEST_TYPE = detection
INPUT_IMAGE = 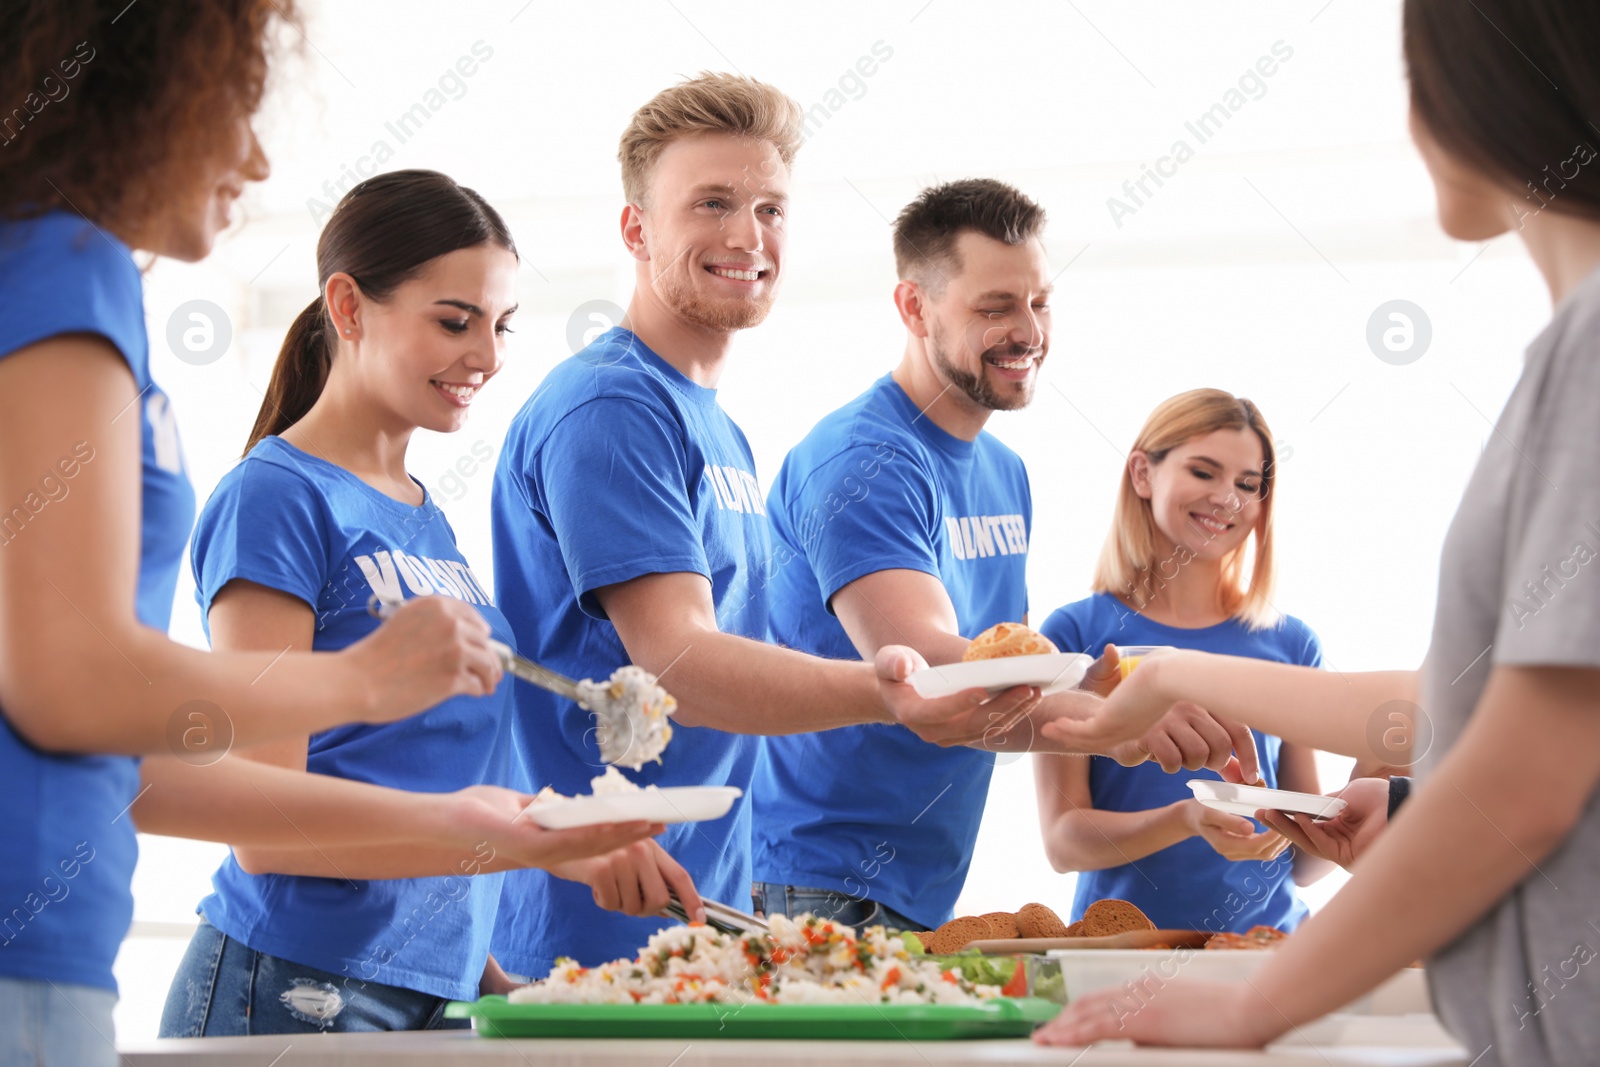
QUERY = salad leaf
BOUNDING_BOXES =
[934,954,1018,988]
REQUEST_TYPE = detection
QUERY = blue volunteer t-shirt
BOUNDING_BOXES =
[750,374,1032,929]
[0,211,196,993]
[192,436,515,1002]
[490,328,771,976]
[1040,592,1323,934]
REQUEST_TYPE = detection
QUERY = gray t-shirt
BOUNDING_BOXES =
[1423,261,1600,1067]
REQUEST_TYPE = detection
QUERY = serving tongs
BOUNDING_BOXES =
[662,891,770,937]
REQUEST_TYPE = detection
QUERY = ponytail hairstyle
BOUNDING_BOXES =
[244,169,517,454]
[1092,389,1280,630]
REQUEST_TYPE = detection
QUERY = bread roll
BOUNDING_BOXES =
[1080,898,1157,937]
[979,911,1020,939]
[962,622,1059,662]
[925,915,995,954]
[1014,902,1070,939]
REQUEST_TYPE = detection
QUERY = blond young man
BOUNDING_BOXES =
[485,74,1035,977]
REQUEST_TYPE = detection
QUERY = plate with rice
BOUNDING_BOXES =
[448,913,1057,1039]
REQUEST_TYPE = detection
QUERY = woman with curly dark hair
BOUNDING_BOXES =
[0,5,674,1063]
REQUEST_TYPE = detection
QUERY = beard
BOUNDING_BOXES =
[652,259,777,332]
[929,320,1041,412]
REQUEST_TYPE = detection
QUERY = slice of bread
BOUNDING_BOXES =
[925,915,995,954]
[1080,898,1157,938]
[979,912,1020,940]
[1064,920,1085,937]
[1014,902,1070,939]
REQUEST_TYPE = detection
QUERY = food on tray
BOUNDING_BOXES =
[897,933,1031,996]
[529,765,641,806]
[911,903,1070,952]
[1079,898,1157,937]
[1204,925,1289,950]
[508,913,1002,1006]
[962,622,1060,662]
[576,665,676,769]
[907,898,1286,954]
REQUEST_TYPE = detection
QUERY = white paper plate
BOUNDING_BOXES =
[907,653,1094,698]
[1188,779,1346,820]
[521,786,743,829]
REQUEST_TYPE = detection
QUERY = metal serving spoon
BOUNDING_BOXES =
[366,595,675,766]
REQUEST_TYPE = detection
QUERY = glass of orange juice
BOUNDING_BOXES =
[1113,645,1176,679]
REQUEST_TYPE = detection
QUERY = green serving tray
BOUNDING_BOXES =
[446,995,1059,1040]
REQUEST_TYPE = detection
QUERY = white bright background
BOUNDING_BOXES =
[116,0,1549,1041]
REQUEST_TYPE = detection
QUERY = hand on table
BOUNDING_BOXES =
[1258,776,1391,870]
[875,644,1042,747]
[1033,977,1285,1049]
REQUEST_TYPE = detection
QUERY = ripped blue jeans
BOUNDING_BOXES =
[158,917,470,1037]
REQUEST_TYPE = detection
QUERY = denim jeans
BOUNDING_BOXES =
[158,918,470,1037]
[0,976,118,1067]
[751,882,927,932]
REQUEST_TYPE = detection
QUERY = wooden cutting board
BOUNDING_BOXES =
[964,929,1214,953]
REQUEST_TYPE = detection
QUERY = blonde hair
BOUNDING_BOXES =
[617,72,803,205]
[1093,389,1280,629]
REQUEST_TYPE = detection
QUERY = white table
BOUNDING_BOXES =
[121,1013,1465,1066]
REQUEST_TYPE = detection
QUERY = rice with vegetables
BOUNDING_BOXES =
[508,913,1000,1006]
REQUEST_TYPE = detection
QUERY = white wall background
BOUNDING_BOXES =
[115,0,1551,1040]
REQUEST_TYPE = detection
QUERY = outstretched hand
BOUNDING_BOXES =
[1038,652,1179,754]
[1105,701,1262,784]
[1184,800,1289,862]
[448,784,663,871]
[876,644,1042,746]
[1259,776,1391,870]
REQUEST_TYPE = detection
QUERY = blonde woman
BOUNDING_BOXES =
[1034,390,1332,933]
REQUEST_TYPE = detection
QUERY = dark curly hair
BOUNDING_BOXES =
[0,0,297,230]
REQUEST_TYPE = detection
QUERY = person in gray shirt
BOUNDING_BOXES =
[1029,0,1600,1063]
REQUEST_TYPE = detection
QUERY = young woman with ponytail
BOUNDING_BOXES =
[156,169,701,1037]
